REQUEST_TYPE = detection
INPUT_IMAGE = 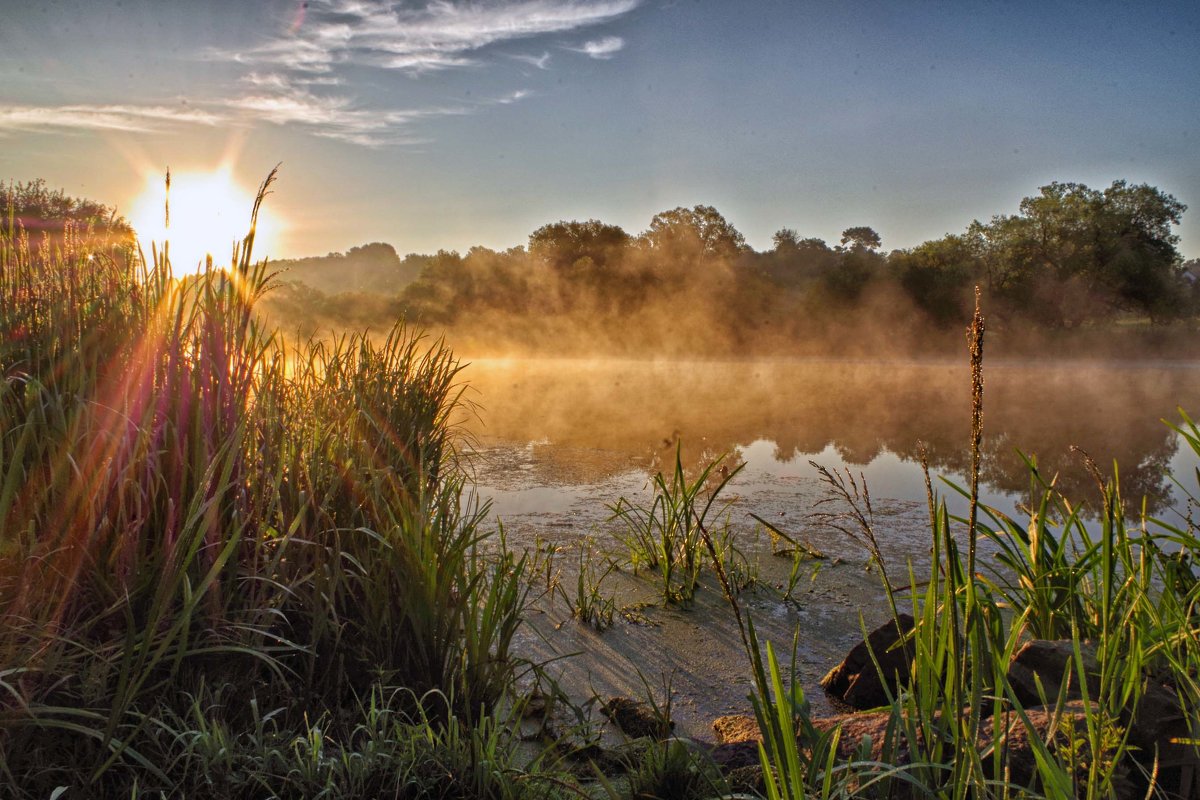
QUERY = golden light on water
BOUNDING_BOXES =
[129,168,281,274]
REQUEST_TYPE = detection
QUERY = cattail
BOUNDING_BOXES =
[966,286,985,581]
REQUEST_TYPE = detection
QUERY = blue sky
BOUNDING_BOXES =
[1,0,1197,260]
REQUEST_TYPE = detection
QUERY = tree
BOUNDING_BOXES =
[816,227,884,300]
[772,228,800,253]
[639,205,747,261]
[1,179,133,241]
[528,219,630,272]
[839,226,882,251]
[891,234,977,325]
[762,232,837,287]
[968,181,1187,325]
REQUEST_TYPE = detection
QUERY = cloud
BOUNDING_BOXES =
[223,0,638,75]
[0,103,222,134]
[491,89,533,104]
[225,86,466,146]
[512,51,552,70]
[7,2,636,148]
[204,1,637,145]
[241,72,292,90]
[0,84,520,147]
[571,35,624,59]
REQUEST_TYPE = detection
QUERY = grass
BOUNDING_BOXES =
[608,445,743,604]
[0,172,544,796]
[560,542,618,632]
[4,173,1199,798]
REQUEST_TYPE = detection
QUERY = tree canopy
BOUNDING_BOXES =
[528,219,631,272]
[1,179,132,238]
[967,180,1187,325]
[639,205,747,260]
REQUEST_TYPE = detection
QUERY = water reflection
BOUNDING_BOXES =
[460,358,1200,517]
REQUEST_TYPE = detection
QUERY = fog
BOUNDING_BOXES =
[252,186,1200,520]
[459,358,1200,518]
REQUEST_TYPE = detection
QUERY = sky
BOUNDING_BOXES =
[1,0,1198,262]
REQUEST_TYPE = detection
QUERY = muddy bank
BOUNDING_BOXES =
[468,441,954,738]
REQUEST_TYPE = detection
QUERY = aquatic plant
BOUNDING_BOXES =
[701,291,1200,799]
[608,445,742,604]
[560,542,617,631]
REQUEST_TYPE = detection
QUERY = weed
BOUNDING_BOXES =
[559,542,617,631]
[609,445,742,604]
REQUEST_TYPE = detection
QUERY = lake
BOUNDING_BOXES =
[457,357,1200,735]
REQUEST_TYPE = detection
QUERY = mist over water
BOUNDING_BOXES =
[460,356,1200,527]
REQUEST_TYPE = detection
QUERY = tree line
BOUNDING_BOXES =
[6,176,1195,354]
[370,180,1195,354]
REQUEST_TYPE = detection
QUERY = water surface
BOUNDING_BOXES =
[458,358,1200,734]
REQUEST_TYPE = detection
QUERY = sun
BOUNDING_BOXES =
[129,169,281,274]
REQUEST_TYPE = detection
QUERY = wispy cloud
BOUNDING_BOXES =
[571,35,624,59]
[225,86,467,146]
[208,1,637,145]
[0,85,520,147]
[511,51,552,70]
[8,2,635,148]
[0,103,222,134]
[224,0,638,75]
[491,89,533,105]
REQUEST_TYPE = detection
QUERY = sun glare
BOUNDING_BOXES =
[129,169,281,274]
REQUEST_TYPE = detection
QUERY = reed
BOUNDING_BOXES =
[0,172,534,795]
[702,291,1200,799]
[560,542,617,631]
[609,444,742,604]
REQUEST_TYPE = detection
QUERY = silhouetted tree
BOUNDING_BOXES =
[639,205,748,261]
[528,219,630,283]
[839,226,882,251]
[821,227,883,300]
[891,235,977,325]
[772,228,801,253]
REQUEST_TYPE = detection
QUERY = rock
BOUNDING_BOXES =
[725,763,764,794]
[712,714,760,744]
[981,702,1136,799]
[1123,679,1187,753]
[820,614,915,709]
[708,740,761,772]
[1007,640,1101,707]
[709,703,1143,799]
[813,710,900,761]
[600,696,673,740]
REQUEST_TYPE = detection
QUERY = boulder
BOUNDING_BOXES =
[820,614,915,709]
[600,696,673,740]
[981,702,1136,799]
[712,714,760,744]
[1007,639,1101,707]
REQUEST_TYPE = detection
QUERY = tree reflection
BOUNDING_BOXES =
[462,359,1196,515]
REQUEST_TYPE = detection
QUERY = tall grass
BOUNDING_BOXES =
[702,291,1200,799]
[0,172,531,795]
[609,445,742,604]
